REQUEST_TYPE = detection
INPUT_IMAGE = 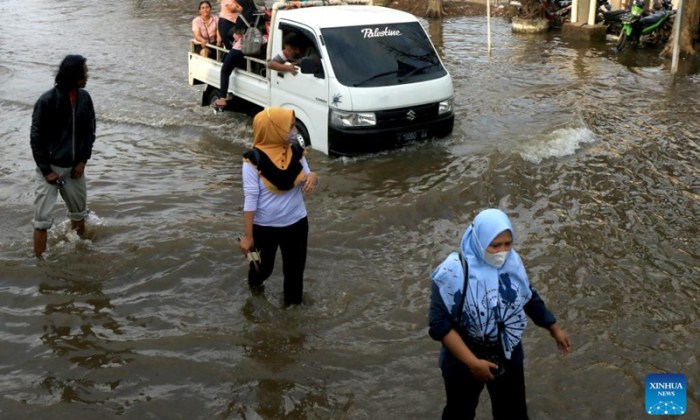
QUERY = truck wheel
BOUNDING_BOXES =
[207,88,224,109]
[295,121,311,149]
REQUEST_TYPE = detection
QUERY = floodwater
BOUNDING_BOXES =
[1,0,699,418]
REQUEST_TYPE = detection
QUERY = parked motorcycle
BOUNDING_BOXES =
[616,0,675,52]
[596,0,627,36]
[601,9,628,35]
[542,0,572,27]
[603,0,673,37]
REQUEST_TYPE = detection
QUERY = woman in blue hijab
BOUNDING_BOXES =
[429,208,571,419]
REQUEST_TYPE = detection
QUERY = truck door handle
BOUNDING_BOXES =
[277,72,284,78]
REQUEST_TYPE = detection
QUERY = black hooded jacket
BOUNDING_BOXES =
[30,86,96,176]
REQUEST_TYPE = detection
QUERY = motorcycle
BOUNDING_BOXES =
[601,9,628,35]
[604,0,673,37]
[542,0,572,27]
[616,0,675,52]
[597,0,627,36]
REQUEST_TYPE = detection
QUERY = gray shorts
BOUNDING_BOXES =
[32,165,88,230]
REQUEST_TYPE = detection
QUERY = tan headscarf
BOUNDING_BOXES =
[248,107,305,193]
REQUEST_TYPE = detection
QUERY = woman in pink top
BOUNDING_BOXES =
[218,0,242,50]
[212,0,256,110]
[192,1,221,58]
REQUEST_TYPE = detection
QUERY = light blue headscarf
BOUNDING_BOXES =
[431,209,533,359]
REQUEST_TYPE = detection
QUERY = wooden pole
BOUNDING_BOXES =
[671,0,684,74]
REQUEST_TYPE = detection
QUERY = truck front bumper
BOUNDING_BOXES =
[328,112,454,157]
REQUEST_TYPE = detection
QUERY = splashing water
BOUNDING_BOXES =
[519,127,596,164]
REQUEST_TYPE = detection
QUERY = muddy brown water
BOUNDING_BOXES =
[1,1,698,418]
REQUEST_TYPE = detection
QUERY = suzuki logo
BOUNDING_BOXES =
[406,110,416,121]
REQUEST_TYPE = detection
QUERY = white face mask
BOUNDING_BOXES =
[484,251,509,269]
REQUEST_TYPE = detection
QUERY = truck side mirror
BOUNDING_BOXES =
[299,56,322,77]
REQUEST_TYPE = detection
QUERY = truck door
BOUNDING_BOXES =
[269,23,328,153]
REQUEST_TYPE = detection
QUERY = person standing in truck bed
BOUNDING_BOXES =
[218,0,242,50]
[212,0,258,110]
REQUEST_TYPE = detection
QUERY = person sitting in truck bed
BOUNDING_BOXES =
[266,33,303,76]
[192,1,221,59]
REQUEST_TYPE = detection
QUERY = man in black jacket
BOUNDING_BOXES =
[30,55,96,257]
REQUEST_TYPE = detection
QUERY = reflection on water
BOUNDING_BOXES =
[37,264,132,405]
[223,324,310,417]
[0,1,699,418]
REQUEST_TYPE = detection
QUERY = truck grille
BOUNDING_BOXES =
[375,103,439,127]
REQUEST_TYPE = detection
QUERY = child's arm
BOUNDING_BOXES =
[267,59,297,75]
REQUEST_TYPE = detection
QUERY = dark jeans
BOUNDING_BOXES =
[249,217,308,305]
[219,48,245,101]
[218,17,236,50]
[441,355,528,420]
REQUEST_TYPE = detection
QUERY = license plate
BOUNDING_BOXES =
[397,129,428,143]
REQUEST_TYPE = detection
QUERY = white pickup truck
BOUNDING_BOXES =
[188,0,454,156]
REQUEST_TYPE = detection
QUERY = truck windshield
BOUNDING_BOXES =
[321,22,447,87]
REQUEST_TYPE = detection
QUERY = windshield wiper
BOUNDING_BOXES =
[398,63,436,83]
[353,70,401,87]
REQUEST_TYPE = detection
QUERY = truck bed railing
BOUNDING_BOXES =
[189,0,373,72]
[188,0,375,84]
[189,40,267,77]
[269,0,372,11]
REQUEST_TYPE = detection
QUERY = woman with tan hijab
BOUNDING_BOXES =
[238,107,318,305]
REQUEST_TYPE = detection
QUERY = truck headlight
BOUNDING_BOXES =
[330,110,377,127]
[438,98,453,115]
